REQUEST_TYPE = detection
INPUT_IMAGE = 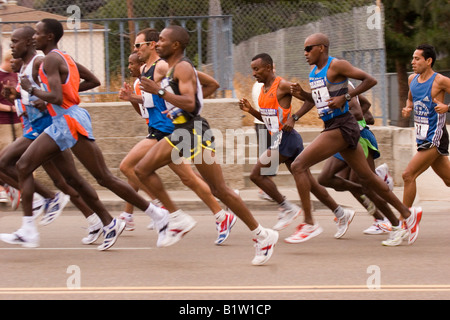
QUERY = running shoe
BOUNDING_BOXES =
[258,189,275,202]
[381,224,408,246]
[4,185,21,210]
[0,190,8,203]
[360,195,376,216]
[405,206,423,244]
[273,200,302,231]
[334,209,355,239]
[97,218,126,251]
[157,210,197,248]
[118,212,135,231]
[284,223,323,243]
[363,218,392,235]
[155,209,169,248]
[31,193,46,219]
[39,192,70,226]
[215,211,237,245]
[82,226,103,245]
[252,228,279,266]
[0,228,39,248]
[375,163,394,191]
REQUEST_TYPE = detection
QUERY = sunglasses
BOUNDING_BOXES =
[134,41,152,49]
[304,44,326,52]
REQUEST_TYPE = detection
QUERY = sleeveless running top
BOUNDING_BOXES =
[141,59,174,133]
[160,57,203,125]
[309,56,349,122]
[410,72,447,146]
[39,49,80,117]
[133,77,149,121]
[19,53,50,122]
[258,76,291,134]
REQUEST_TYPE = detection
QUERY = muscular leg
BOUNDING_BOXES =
[402,147,442,207]
[42,152,94,219]
[168,160,223,214]
[120,138,158,214]
[135,138,178,212]
[341,144,411,219]
[249,148,287,204]
[195,148,259,231]
[291,129,349,224]
[71,136,150,212]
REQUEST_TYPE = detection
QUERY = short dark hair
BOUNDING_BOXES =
[165,25,190,50]
[41,18,64,44]
[251,53,273,67]
[137,28,159,42]
[416,44,436,67]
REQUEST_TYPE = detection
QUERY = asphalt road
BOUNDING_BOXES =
[1,204,450,302]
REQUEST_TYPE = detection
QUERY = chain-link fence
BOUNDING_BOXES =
[1,0,386,123]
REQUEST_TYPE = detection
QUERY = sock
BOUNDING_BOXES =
[120,212,133,220]
[145,203,165,221]
[22,216,36,233]
[214,210,226,223]
[333,206,345,219]
[87,213,102,228]
[251,224,267,239]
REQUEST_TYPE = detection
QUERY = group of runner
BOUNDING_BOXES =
[0,19,449,266]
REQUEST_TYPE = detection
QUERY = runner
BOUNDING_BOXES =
[135,25,278,265]
[401,44,450,216]
[290,33,422,246]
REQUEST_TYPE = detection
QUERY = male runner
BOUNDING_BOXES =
[402,44,450,213]
[8,19,164,251]
[135,25,278,265]
[0,26,102,246]
[119,29,234,245]
[290,33,422,245]
[239,53,353,242]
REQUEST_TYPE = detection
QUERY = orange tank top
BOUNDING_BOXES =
[258,76,291,133]
[39,49,80,116]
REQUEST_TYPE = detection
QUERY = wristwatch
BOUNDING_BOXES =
[292,114,300,121]
[447,103,450,113]
[344,93,352,101]
[157,88,165,98]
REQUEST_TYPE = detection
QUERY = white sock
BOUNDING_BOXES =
[145,203,165,221]
[22,216,36,233]
[214,210,227,223]
[251,224,267,239]
[87,213,102,228]
[333,206,345,219]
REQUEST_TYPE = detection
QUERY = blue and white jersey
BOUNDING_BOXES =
[410,73,447,147]
[18,53,50,123]
[309,56,349,122]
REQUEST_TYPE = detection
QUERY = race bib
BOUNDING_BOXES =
[310,79,331,116]
[414,116,429,140]
[260,108,279,133]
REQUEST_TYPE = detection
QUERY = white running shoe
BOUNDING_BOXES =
[284,223,323,243]
[97,218,126,251]
[252,228,279,266]
[0,228,39,248]
[39,192,70,226]
[334,209,355,239]
[215,211,237,245]
[405,207,423,244]
[118,212,135,231]
[381,224,408,246]
[155,209,169,248]
[375,163,394,191]
[0,190,8,203]
[157,210,197,248]
[273,200,302,231]
[4,185,21,210]
[32,193,46,219]
[363,219,391,235]
[258,189,275,202]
